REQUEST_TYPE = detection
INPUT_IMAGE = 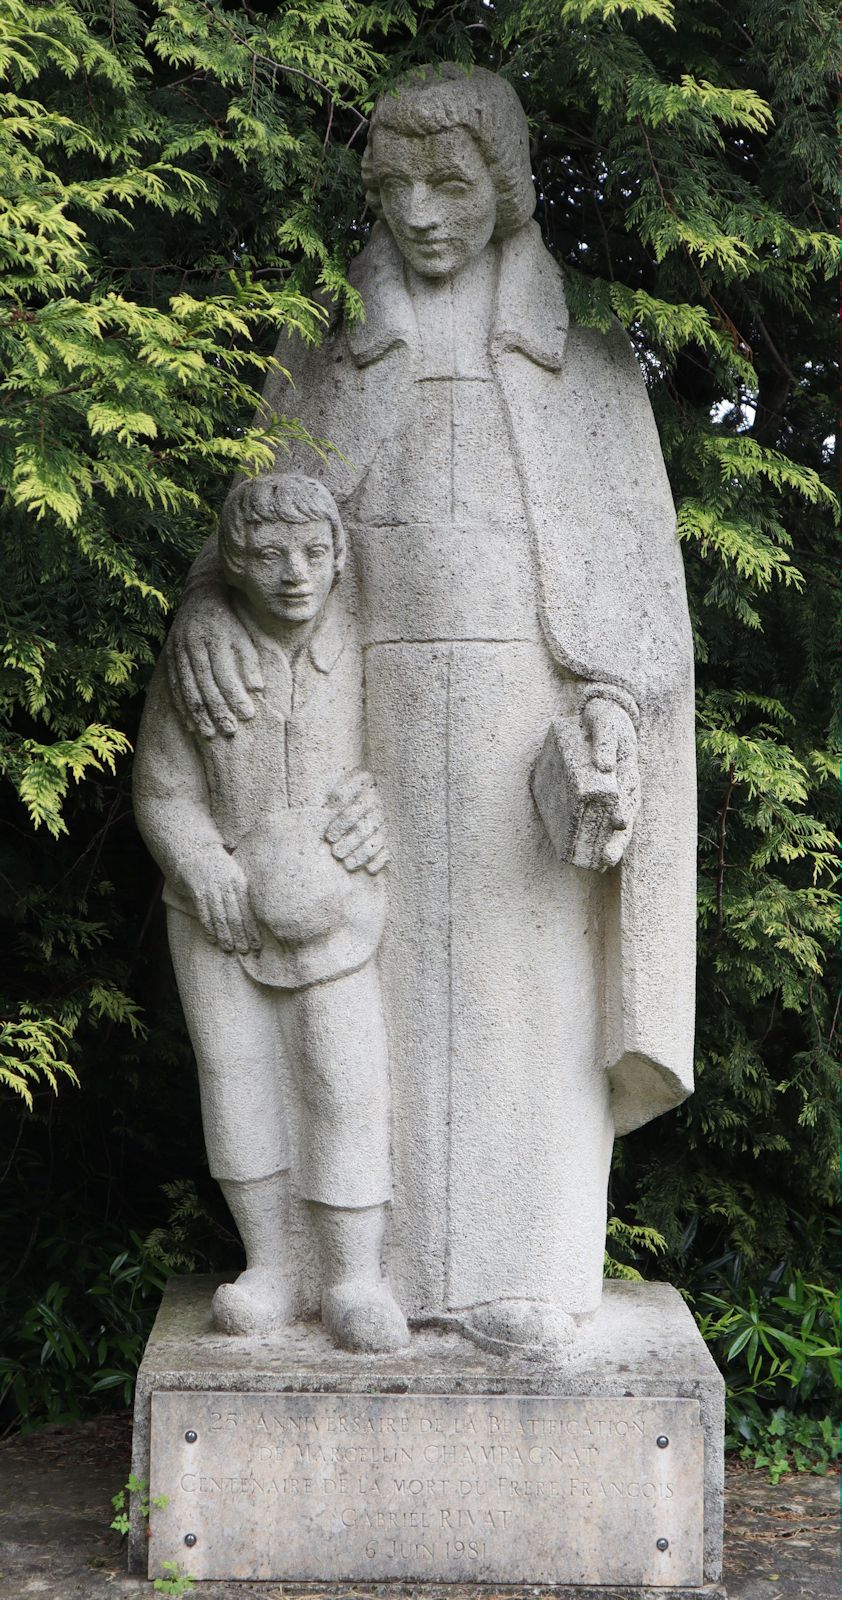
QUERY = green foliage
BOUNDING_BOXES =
[0,0,382,838]
[697,1272,839,1407]
[0,0,836,1438]
[694,1268,840,1479]
[110,1472,167,1536]
[111,1478,193,1593]
[603,1214,667,1280]
[153,1565,196,1597]
[729,1409,838,1483]
[0,1225,167,1426]
[143,1177,233,1272]
[0,1010,77,1105]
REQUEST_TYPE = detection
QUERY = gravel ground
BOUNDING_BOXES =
[0,1414,836,1599]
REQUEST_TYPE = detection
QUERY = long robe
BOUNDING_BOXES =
[193,219,697,1318]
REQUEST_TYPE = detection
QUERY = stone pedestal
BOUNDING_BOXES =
[130,1277,725,1594]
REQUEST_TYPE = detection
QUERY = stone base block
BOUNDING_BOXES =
[142,1588,726,1599]
[130,1277,725,1590]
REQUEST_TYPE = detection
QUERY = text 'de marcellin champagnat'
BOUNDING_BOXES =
[148,1391,706,1585]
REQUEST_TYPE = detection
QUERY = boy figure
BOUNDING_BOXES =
[133,472,409,1354]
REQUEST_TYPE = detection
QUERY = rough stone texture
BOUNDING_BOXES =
[131,59,706,1590]
[147,1390,705,1586]
[1,1412,834,1599]
[158,63,698,1337]
[130,1277,724,1588]
[134,473,408,1353]
[531,702,641,874]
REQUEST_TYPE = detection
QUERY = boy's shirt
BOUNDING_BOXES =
[200,593,362,846]
[136,590,384,989]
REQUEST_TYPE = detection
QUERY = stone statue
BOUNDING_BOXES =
[133,472,409,1352]
[154,65,697,1358]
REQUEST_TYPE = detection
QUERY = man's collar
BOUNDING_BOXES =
[345,223,418,366]
[346,219,569,373]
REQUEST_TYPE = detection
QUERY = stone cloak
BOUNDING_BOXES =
[246,220,696,1141]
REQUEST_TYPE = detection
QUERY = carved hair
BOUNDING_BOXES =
[219,473,346,579]
[362,64,535,240]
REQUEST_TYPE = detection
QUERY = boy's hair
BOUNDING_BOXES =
[362,64,535,242]
[219,473,346,580]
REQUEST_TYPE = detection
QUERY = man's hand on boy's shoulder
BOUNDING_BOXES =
[167,584,264,740]
[325,770,390,876]
[180,846,262,954]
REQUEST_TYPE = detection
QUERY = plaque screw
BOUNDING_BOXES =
[184,1533,198,1548]
[184,1430,198,1444]
[656,1435,669,1449]
[656,1538,669,1552]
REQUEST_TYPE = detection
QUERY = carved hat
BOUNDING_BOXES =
[362,63,536,240]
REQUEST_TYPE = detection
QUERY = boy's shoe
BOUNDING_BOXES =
[211,1266,293,1337]
[322,1278,410,1353]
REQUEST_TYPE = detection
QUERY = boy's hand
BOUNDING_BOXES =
[325,770,390,875]
[180,848,262,953]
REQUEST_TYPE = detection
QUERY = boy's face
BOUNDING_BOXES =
[232,518,335,625]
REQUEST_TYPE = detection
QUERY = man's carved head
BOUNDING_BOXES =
[362,64,535,278]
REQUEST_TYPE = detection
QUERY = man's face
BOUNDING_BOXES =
[371,126,497,278]
[233,518,335,625]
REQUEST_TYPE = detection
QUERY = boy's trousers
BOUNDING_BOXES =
[167,908,392,1209]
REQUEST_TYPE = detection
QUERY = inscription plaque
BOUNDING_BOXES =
[148,1391,705,1585]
